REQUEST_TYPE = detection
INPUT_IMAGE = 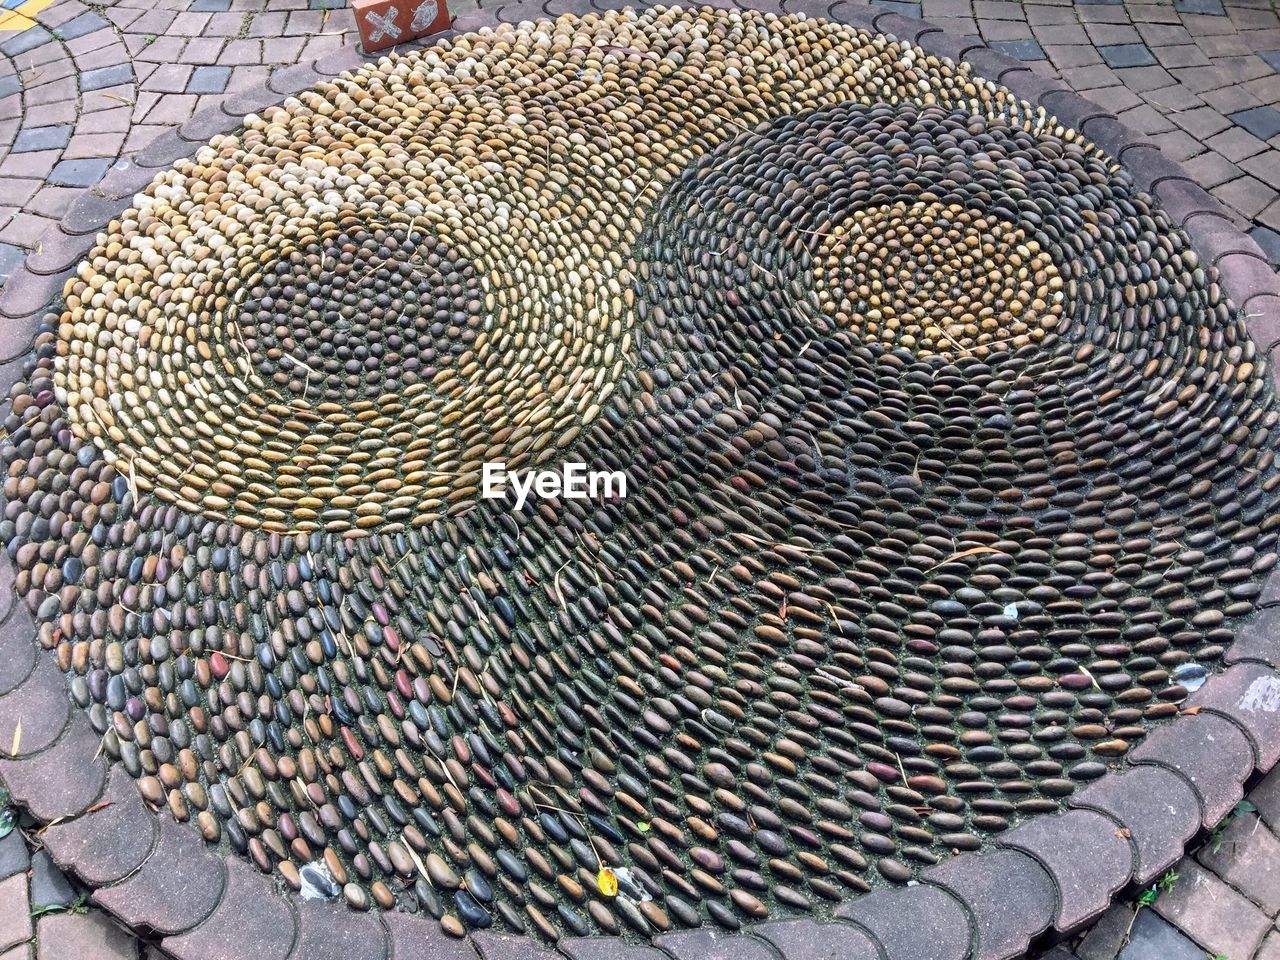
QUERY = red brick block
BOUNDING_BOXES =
[352,0,449,52]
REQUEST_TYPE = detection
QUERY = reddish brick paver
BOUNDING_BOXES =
[36,913,137,960]
[0,0,1278,958]
[1150,859,1270,959]
[0,875,31,953]
[1057,765,1280,960]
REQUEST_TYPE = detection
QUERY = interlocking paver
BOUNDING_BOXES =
[11,125,71,153]
[991,38,1047,59]
[1117,908,1206,960]
[1150,859,1270,957]
[186,65,230,93]
[1197,812,1280,913]
[46,157,111,187]
[0,875,31,953]
[1100,41,1158,66]
[36,912,136,960]
[1231,104,1280,139]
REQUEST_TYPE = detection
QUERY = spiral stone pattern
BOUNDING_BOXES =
[0,2,1278,949]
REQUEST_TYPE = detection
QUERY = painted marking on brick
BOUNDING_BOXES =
[365,6,401,43]
[1239,675,1280,713]
[410,0,438,31]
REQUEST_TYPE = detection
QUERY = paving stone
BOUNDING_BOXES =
[0,713,106,823]
[46,158,111,188]
[36,911,136,960]
[1151,858,1270,959]
[1250,225,1280,264]
[1099,43,1159,67]
[751,920,878,960]
[1181,151,1244,188]
[0,833,28,884]
[162,859,295,960]
[0,875,31,953]
[836,883,970,960]
[1117,907,1205,960]
[11,125,72,153]
[1073,765,1202,884]
[56,11,110,40]
[143,64,194,94]
[29,850,76,909]
[187,65,231,94]
[40,766,156,887]
[0,945,31,960]
[92,819,225,936]
[79,63,134,91]
[382,912,480,960]
[1131,712,1256,828]
[1197,812,1280,913]
[0,244,25,286]
[990,38,1046,60]
[0,656,71,757]
[1176,0,1226,13]
[288,903,387,960]
[1231,104,1280,140]
[925,849,1055,960]
[1076,903,1138,960]
[0,26,53,57]
[1000,809,1132,930]
[470,932,561,960]
[652,931,775,960]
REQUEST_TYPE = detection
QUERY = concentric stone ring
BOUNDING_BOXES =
[3,3,1280,959]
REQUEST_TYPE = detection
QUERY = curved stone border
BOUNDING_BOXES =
[2,2,1280,959]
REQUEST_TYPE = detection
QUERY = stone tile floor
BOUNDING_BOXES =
[1,0,1280,956]
[0,824,155,960]
[1056,764,1280,960]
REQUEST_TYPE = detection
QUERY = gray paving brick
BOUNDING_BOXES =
[990,38,1047,60]
[1177,0,1227,14]
[1231,104,1280,140]
[1118,908,1207,960]
[80,64,133,91]
[1099,43,1159,67]
[186,65,231,94]
[47,158,111,188]
[28,852,75,910]
[55,11,110,41]
[0,26,53,57]
[11,125,72,153]
[871,0,923,16]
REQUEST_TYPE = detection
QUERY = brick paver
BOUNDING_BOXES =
[0,874,31,953]
[1060,765,1280,960]
[36,912,138,960]
[0,0,1276,957]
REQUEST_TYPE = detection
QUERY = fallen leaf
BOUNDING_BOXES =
[9,721,19,756]
[636,821,650,833]
[85,800,114,815]
[1182,706,1201,716]
[596,868,618,897]
[1115,828,1132,839]
[926,545,1004,570]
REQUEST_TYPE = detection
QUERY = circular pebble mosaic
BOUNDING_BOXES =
[3,2,1280,945]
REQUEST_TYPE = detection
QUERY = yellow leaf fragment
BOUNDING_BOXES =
[597,868,618,897]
